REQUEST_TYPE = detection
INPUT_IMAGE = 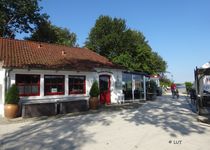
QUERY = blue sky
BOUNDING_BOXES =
[17,0,210,83]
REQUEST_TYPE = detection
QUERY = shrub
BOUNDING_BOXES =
[146,80,157,94]
[185,82,193,94]
[160,77,172,87]
[5,84,19,104]
[89,81,100,97]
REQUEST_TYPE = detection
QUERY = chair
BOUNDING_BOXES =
[117,93,125,104]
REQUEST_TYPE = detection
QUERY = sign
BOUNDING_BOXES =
[51,88,58,93]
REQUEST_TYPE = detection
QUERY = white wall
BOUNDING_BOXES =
[96,68,124,104]
[9,68,124,104]
[0,68,124,116]
[0,68,5,116]
[10,69,97,101]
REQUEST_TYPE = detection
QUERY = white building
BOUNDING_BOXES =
[0,38,146,117]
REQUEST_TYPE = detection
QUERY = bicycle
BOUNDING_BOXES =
[172,89,179,99]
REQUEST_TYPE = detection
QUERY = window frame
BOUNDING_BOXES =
[69,75,86,95]
[15,74,40,96]
[122,72,146,100]
[44,75,65,96]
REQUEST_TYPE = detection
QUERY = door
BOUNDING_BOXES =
[99,75,111,105]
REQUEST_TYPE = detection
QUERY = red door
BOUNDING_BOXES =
[99,75,111,105]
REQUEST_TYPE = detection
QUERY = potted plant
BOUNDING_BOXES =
[89,80,100,109]
[4,84,19,118]
[146,80,157,100]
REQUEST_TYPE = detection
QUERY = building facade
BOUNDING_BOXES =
[0,38,146,117]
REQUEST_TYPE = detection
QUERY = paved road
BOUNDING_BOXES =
[0,95,210,150]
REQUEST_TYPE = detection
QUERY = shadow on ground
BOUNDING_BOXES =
[0,95,207,149]
[0,111,116,150]
[122,95,206,137]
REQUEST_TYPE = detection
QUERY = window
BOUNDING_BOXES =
[122,73,144,100]
[122,73,132,100]
[133,75,144,99]
[44,75,65,95]
[16,74,40,96]
[69,76,86,94]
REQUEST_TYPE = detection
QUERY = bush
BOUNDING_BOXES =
[185,82,193,94]
[160,77,172,87]
[89,81,100,97]
[146,80,157,94]
[5,84,19,104]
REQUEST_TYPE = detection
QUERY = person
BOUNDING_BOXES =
[171,83,176,98]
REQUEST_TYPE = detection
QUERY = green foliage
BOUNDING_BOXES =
[160,77,172,87]
[0,0,48,38]
[89,81,100,97]
[146,80,157,94]
[26,21,77,47]
[85,16,125,58]
[85,15,167,74]
[5,84,19,104]
[150,52,167,74]
[112,52,133,70]
[185,82,193,93]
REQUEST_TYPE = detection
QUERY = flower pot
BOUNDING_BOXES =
[4,104,19,118]
[89,97,99,109]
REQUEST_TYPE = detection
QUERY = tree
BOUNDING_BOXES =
[26,21,77,47]
[0,0,48,38]
[150,52,167,74]
[160,77,172,87]
[112,30,154,72]
[85,15,167,74]
[85,15,126,58]
[54,26,77,47]
[185,82,193,94]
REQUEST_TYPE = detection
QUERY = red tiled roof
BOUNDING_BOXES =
[0,38,123,71]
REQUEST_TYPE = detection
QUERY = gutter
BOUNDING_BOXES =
[4,68,12,94]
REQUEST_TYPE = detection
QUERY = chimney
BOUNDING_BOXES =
[38,44,42,48]
[62,50,66,56]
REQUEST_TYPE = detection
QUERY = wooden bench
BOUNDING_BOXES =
[21,97,89,118]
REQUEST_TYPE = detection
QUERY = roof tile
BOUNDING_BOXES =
[0,38,123,71]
